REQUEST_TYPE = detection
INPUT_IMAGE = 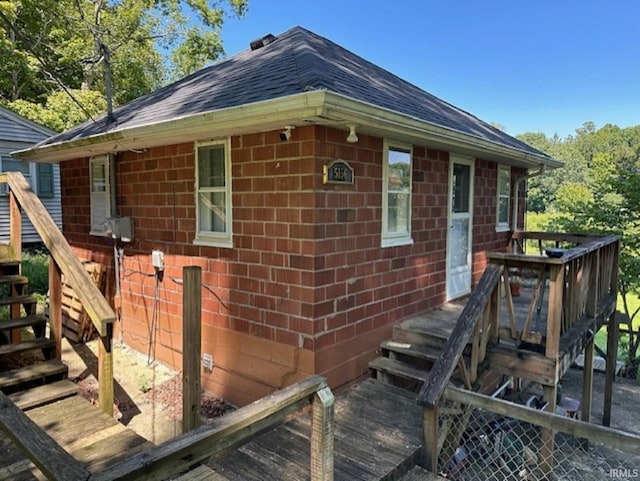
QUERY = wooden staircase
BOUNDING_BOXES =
[0,257,77,407]
[369,303,472,390]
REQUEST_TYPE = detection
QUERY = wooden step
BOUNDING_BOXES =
[0,315,47,332]
[0,274,28,286]
[0,294,37,307]
[399,465,448,481]
[173,464,230,481]
[7,379,79,410]
[0,337,55,357]
[393,317,472,355]
[0,259,20,277]
[381,340,443,363]
[369,356,429,384]
[0,359,68,391]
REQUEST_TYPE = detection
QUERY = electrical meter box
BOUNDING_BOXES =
[104,217,134,242]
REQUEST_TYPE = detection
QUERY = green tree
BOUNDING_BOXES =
[6,90,107,132]
[533,122,640,375]
[0,0,248,127]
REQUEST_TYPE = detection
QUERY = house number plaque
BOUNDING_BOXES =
[323,160,354,184]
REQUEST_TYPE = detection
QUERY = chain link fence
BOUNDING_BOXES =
[435,396,640,480]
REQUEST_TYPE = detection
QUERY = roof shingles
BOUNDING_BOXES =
[37,26,548,159]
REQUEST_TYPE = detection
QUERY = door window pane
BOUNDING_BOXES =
[452,163,470,213]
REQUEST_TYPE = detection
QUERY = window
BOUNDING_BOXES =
[382,141,413,247]
[195,139,232,247]
[496,164,510,231]
[1,155,31,193]
[90,155,114,235]
[36,163,55,198]
[0,156,55,198]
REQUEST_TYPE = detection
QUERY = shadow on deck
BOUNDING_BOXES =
[208,379,428,481]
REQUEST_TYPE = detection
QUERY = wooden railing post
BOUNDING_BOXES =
[8,190,21,262]
[99,323,114,417]
[604,240,620,426]
[183,266,202,434]
[311,386,334,481]
[540,263,563,477]
[48,257,63,360]
[9,190,22,342]
[422,406,439,473]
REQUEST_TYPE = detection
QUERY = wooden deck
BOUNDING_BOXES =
[207,379,426,481]
[0,394,151,480]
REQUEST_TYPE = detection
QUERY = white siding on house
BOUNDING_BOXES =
[0,108,61,244]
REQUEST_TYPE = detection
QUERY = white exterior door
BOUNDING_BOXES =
[446,157,474,300]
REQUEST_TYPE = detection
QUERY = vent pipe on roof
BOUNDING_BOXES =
[250,34,276,50]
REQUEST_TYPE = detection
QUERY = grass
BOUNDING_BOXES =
[21,246,49,295]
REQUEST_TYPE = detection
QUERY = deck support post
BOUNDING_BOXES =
[540,264,563,477]
[48,257,62,360]
[98,323,114,417]
[182,266,202,434]
[603,309,618,427]
[422,406,439,473]
[540,384,557,478]
[604,240,620,427]
[311,386,334,481]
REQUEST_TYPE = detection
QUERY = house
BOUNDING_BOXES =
[0,107,61,243]
[13,26,562,406]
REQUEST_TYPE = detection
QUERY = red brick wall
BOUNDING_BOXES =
[59,125,521,404]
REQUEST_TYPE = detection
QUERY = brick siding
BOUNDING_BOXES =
[60,125,519,405]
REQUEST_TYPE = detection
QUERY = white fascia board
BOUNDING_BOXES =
[13,88,562,169]
[320,92,563,169]
[12,91,330,162]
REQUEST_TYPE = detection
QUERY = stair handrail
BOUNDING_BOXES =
[0,171,116,335]
[417,263,503,408]
[1,171,115,415]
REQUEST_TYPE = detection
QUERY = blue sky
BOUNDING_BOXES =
[222,1,639,138]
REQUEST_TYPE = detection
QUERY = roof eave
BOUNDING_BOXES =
[13,90,562,170]
[320,92,563,169]
[12,91,331,162]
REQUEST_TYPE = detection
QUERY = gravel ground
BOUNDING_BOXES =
[62,338,233,444]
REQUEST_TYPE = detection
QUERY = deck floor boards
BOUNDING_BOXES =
[207,379,423,481]
[0,394,152,480]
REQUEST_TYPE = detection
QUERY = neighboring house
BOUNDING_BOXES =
[14,27,561,406]
[0,106,61,243]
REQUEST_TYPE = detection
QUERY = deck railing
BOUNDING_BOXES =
[0,171,116,415]
[0,375,334,481]
[417,264,504,471]
[489,231,620,353]
[419,230,621,476]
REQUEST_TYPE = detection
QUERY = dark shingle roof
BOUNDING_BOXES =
[38,26,548,159]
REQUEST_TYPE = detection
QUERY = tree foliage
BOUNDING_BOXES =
[0,0,248,130]
[519,122,640,372]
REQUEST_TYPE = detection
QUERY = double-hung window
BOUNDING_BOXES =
[90,154,114,235]
[382,141,413,247]
[496,164,510,231]
[195,139,232,247]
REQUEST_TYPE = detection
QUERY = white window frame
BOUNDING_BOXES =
[89,154,115,236]
[381,140,413,248]
[496,164,511,232]
[194,138,233,248]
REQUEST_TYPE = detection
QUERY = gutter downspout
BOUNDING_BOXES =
[513,165,546,238]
